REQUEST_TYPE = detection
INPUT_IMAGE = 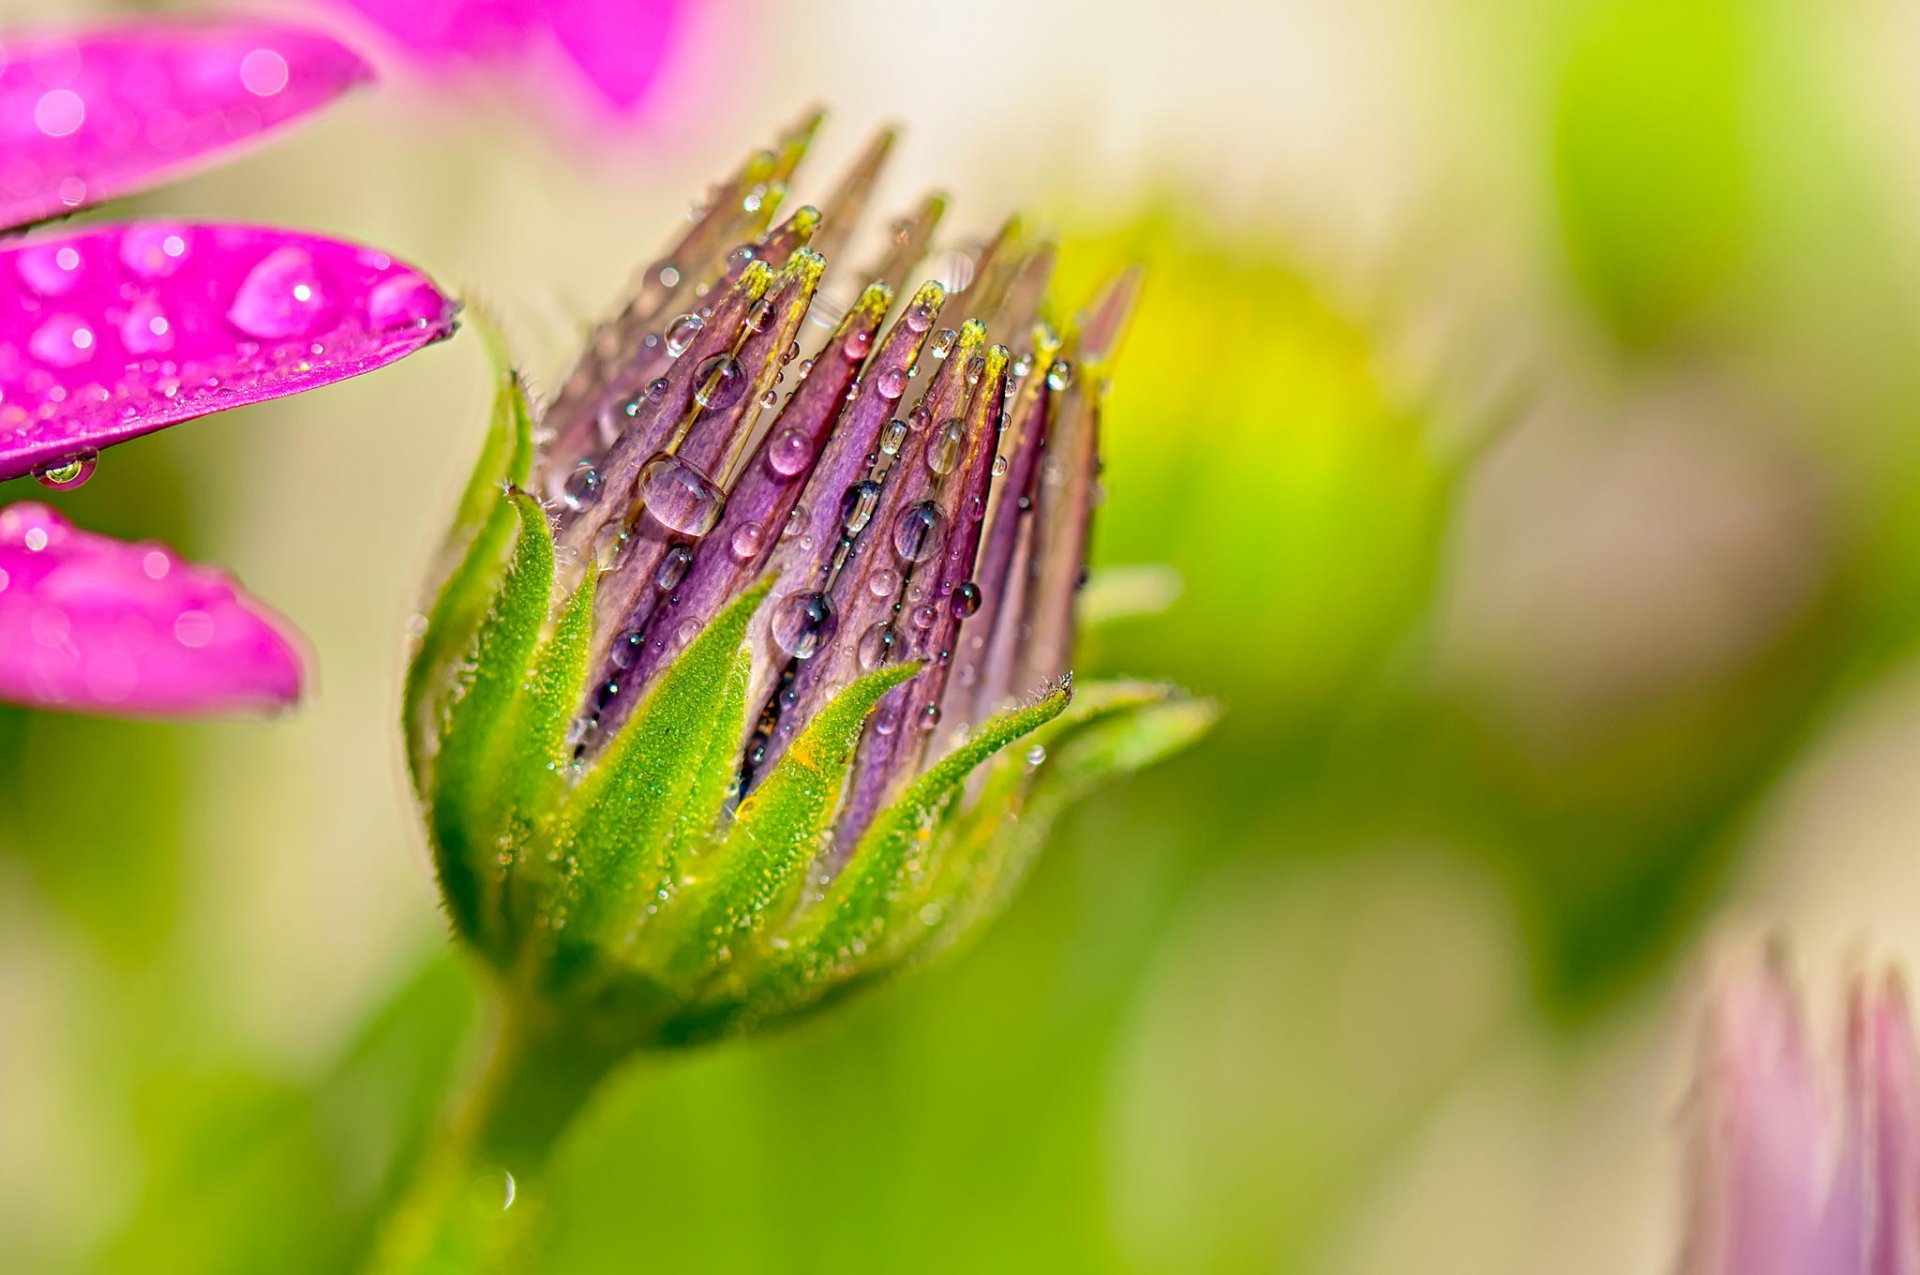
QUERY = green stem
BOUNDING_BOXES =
[367,990,628,1274]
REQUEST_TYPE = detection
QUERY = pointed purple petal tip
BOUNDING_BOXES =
[0,20,373,231]
[0,222,457,482]
[0,502,305,716]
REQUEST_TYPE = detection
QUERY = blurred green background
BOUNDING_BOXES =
[9,0,1920,1270]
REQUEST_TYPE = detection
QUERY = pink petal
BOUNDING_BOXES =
[546,0,678,115]
[0,20,371,231]
[0,222,457,482]
[1686,957,1852,1275]
[0,502,303,716]
[1838,975,1920,1275]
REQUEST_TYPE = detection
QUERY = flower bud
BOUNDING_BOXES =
[404,115,1212,1052]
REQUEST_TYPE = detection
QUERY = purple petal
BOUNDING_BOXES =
[0,502,303,716]
[0,20,372,231]
[0,221,456,482]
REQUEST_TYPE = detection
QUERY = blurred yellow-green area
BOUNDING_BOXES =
[10,0,1920,1270]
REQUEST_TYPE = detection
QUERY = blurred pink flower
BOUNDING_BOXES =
[0,504,302,716]
[0,19,459,715]
[1685,955,1920,1275]
[318,0,680,124]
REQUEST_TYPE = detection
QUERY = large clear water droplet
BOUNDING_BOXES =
[229,246,330,339]
[561,462,599,510]
[877,367,907,400]
[858,622,900,669]
[692,353,747,410]
[730,520,765,561]
[926,419,965,476]
[879,419,909,457]
[639,453,725,536]
[893,501,946,565]
[32,448,98,490]
[840,480,881,535]
[767,428,814,477]
[771,591,835,659]
[665,313,704,357]
[928,328,958,360]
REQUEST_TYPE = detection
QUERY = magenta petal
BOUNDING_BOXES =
[0,502,303,716]
[0,222,456,482]
[0,20,371,231]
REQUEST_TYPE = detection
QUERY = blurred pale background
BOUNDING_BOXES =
[7,0,1920,1271]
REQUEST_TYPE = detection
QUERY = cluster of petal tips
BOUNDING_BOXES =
[406,112,1211,1047]
[1686,951,1920,1275]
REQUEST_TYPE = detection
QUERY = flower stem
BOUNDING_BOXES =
[367,989,627,1274]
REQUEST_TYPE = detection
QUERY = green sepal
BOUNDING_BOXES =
[943,682,1215,935]
[540,580,771,987]
[643,661,922,985]
[485,567,598,960]
[758,683,1073,1010]
[427,491,555,944]
[404,358,536,788]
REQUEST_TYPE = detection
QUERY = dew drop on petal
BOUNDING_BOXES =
[730,520,764,561]
[868,566,900,598]
[767,428,814,477]
[928,328,958,360]
[692,354,746,410]
[240,47,291,96]
[771,591,835,659]
[120,298,173,355]
[858,622,900,669]
[639,453,725,536]
[879,419,909,457]
[561,462,599,510]
[229,246,330,339]
[17,242,84,296]
[926,420,965,476]
[32,449,98,490]
[840,480,881,535]
[876,367,907,399]
[29,313,96,367]
[664,313,703,357]
[952,581,982,617]
[173,609,216,648]
[893,501,946,565]
[120,225,191,279]
[367,270,448,330]
[656,544,694,591]
[1047,360,1075,392]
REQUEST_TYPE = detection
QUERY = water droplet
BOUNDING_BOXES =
[1026,744,1047,766]
[561,462,599,510]
[926,419,965,475]
[639,453,726,536]
[657,263,682,287]
[174,609,215,648]
[665,313,704,357]
[17,242,83,296]
[745,298,775,332]
[229,246,329,339]
[730,520,764,561]
[928,328,958,360]
[240,47,291,96]
[692,353,747,410]
[858,622,900,669]
[840,480,882,535]
[965,355,986,386]
[906,298,938,332]
[879,419,909,456]
[120,298,173,355]
[921,704,942,730]
[843,327,874,361]
[609,628,645,669]
[33,88,84,138]
[952,581,982,617]
[893,501,946,565]
[767,428,814,477]
[367,270,446,330]
[783,507,807,539]
[1047,360,1074,392]
[991,454,1009,477]
[910,603,938,630]
[656,544,694,591]
[869,567,900,598]
[29,313,95,367]
[120,225,189,279]
[771,591,835,658]
[591,523,628,569]
[647,376,670,401]
[873,367,906,400]
[32,448,97,490]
